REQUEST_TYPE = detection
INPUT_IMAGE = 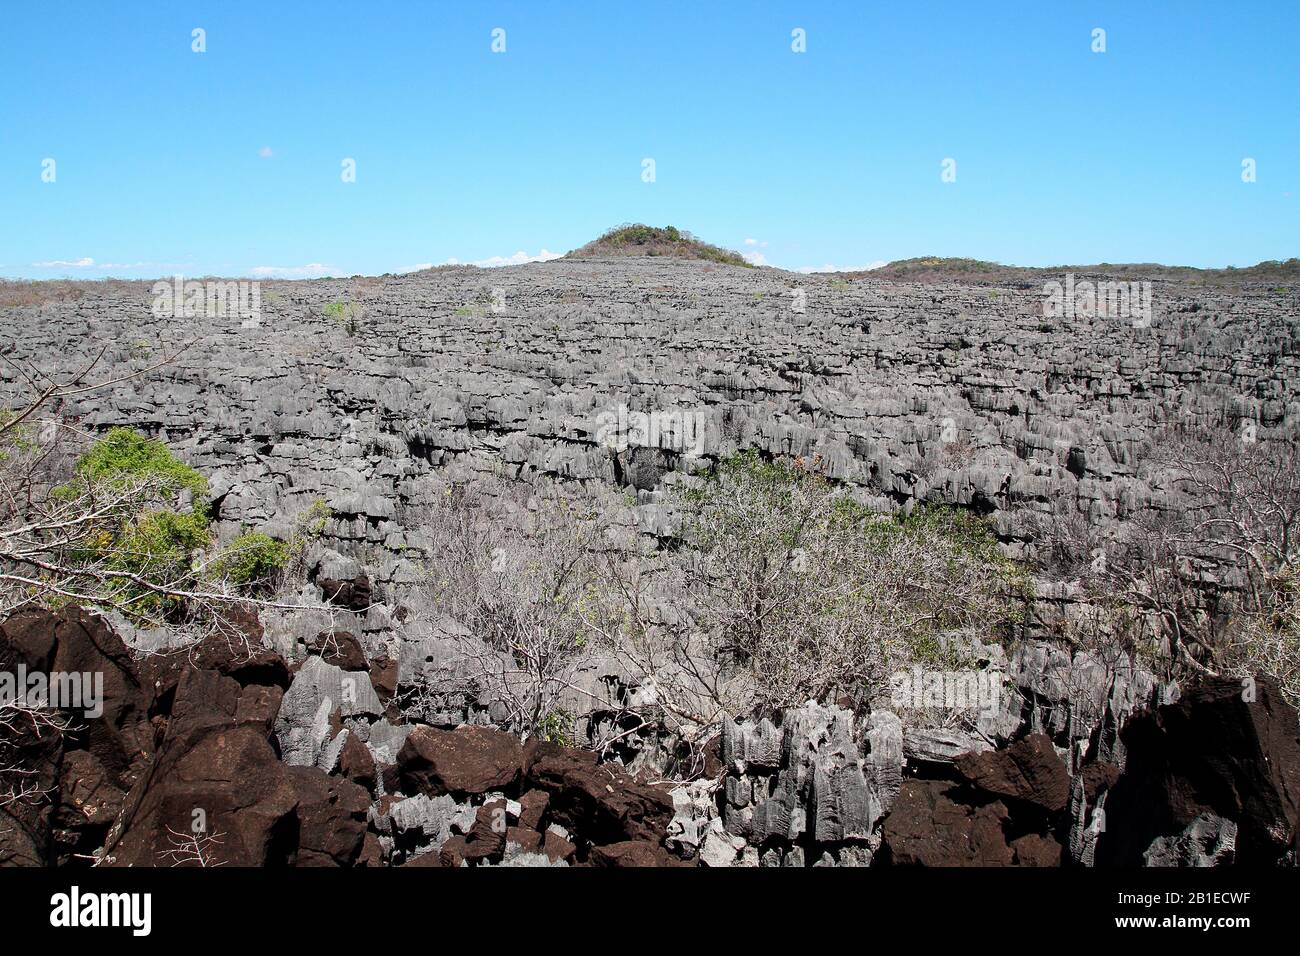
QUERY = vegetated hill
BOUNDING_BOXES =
[566,224,752,267]
[861,256,1300,286]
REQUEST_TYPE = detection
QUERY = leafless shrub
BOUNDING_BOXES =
[1029,488,1110,583]
[1151,425,1299,604]
[158,826,226,867]
[1158,424,1300,704]
[417,478,627,739]
[584,550,736,753]
[1221,563,1299,705]
[412,453,1028,754]
[658,453,1026,718]
[1085,424,1300,701]
[0,698,74,808]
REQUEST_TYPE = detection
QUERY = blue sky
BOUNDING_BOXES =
[2,1,1296,279]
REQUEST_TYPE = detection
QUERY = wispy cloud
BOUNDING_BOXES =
[258,146,274,158]
[32,257,96,268]
[741,238,770,266]
[101,261,193,272]
[249,263,340,279]
[436,249,564,268]
[30,257,195,273]
[796,261,888,274]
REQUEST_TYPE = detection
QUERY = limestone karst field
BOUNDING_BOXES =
[5,0,1299,942]
[2,248,1297,873]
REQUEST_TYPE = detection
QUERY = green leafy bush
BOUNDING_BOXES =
[537,709,575,746]
[55,429,211,617]
[71,427,208,497]
[211,531,289,588]
[324,301,361,334]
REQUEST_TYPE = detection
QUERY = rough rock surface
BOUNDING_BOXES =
[1142,813,1238,867]
[719,702,902,865]
[523,740,676,847]
[1092,677,1299,866]
[4,261,1298,869]
[884,780,1015,866]
[275,654,383,767]
[4,605,1296,867]
[0,607,374,869]
[5,259,1293,606]
[397,725,524,797]
[0,608,157,865]
[2,609,696,868]
[954,733,1070,813]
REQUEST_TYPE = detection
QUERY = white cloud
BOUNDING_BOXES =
[796,261,888,274]
[741,239,770,266]
[250,263,340,279]
[99,261,192,271]
[258,146,274,158]
[437,249,564,268]
[30,257,198,274]
[32,257,95,268]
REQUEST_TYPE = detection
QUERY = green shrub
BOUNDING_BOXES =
[58,429,211,617]
[70,427,207,497]
[211,531,289,588]
[114,509,211,573]
[297,497,331,540]
[536,709,575,746]
[0,414,37,460]
[324,301,361,334]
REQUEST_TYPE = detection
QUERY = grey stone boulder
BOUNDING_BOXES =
[388,792,464,847]
[699,818,753,867]
[495,843,570,867]
[275,654,383,766]
[904,726,995,764]
[721,714,782,773]
[666,780,717,858]
[1142,813,1238,867]
[727,702,903,855]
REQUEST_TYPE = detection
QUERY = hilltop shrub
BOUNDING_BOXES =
[568,224,753,268]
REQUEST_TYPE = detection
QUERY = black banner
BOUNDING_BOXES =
[0,866,1288,942]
